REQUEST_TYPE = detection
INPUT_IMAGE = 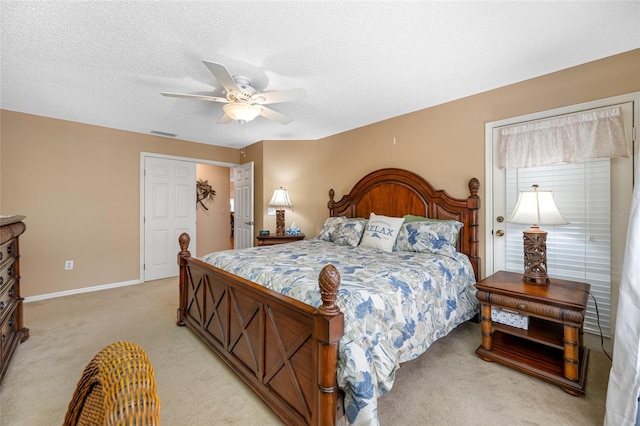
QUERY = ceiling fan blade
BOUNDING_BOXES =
[203,61,241,94]
[217,113,233,124]
[259,106,292,125]
[252,88,307,105]
[161,92,227,103]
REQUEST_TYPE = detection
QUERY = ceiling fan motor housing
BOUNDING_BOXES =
[227,76,256,102]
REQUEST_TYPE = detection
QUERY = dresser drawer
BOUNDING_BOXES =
[0,239,16,266]
[0,281,16,322]
[1,304,20,365]
[0,259,16,292]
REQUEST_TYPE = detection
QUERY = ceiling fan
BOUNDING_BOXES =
[161,61,307,125]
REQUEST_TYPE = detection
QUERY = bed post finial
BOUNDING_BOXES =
[178,233,191,257]
[468,177,480,197]
[318,264,341,315]
[328,189,336,216]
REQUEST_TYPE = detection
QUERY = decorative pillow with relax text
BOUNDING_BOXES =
[359,213,405,252]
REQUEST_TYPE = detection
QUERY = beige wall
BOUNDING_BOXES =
[260,140,317,236]
[1,49,638,298]
[1,112,239,297]
[195,164,233,256]
[259,49,640,278]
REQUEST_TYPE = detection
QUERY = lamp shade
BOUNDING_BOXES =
[223,102,261,123]
[509,185,568,226]
[269,187,292,208]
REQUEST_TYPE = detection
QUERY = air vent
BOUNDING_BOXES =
[150,130,177,138]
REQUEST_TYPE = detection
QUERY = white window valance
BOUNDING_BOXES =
[499,106,629,169]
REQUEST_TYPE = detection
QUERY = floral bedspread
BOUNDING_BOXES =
[200,239,478,425]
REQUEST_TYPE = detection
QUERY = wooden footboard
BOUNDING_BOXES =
[176,168,480,425]
[177,233,344,425]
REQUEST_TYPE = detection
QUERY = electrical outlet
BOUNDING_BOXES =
[64,260,74,270]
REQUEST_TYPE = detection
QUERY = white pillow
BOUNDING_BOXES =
[359,212,405,252]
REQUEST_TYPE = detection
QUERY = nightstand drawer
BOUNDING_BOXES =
[476,290,585,326]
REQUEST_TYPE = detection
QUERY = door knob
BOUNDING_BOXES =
[496,230,504,237]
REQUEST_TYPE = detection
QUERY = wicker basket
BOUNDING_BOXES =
[63,341,160,425]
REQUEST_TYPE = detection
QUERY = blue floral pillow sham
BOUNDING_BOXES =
[318,217,343,241]
[317,217,366,247]
[395,220,463,257]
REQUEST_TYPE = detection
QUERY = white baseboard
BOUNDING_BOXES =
[24,279,142,303]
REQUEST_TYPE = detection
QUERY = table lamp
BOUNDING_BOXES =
[508,184,568,284]
[269,187,292,236]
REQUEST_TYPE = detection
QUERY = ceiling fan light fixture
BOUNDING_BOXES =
[223,102,261,123]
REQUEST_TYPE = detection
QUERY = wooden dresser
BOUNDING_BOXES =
[0,215,29,387]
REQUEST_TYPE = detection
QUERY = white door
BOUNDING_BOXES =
[486,98,636,276]
[487,124,506,275]
[233,162,254,249]
[144,157,196,281]
[486,98,636,337]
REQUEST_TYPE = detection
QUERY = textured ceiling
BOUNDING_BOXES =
[1,1,639,149]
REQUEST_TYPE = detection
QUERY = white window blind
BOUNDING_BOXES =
[505,160,611,336]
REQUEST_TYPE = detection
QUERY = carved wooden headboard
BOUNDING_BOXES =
[327,168,481,280]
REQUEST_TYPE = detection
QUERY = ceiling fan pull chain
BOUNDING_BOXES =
[240,122,246,158]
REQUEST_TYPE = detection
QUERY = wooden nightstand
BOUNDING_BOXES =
[475,270,590,396]
[256,234,305,246]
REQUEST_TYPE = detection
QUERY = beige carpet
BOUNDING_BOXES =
[0,278,609,425]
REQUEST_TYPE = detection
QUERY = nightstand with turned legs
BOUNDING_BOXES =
[475,270,590,396]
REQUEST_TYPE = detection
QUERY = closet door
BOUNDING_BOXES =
[144,157,196,281]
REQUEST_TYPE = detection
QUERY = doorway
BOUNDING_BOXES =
[484,92,639,341]
[139,152,244,282]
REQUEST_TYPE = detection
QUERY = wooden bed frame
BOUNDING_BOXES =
[177,168,480,425]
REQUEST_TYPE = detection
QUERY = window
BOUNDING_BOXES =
[505,159,612,335]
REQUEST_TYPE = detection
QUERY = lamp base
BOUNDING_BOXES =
[275,209,285,236]
[522,226,550,285]
[523,271,550,285]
